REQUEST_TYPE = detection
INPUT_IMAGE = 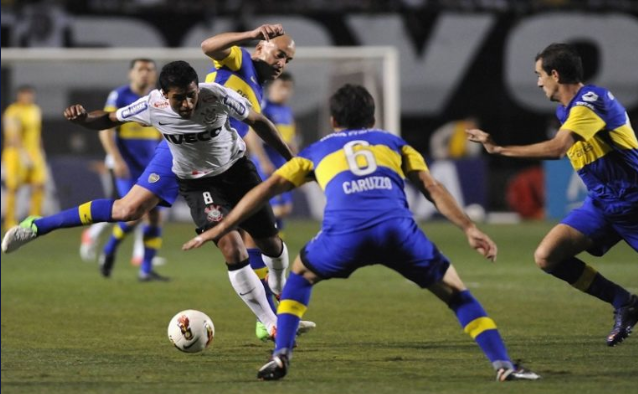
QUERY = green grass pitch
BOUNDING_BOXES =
[2,220,637,394]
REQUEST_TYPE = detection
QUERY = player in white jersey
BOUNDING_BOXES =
[63,60,294,338]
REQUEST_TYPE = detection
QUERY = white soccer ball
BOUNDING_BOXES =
[167,309,215,353]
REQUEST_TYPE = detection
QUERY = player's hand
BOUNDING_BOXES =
[465,128,499,154]
[64,105,88,123]
[465,226,498,262]
[182,235,207,251]
[252,24,285,41]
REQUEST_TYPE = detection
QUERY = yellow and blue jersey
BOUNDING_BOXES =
[558,85,638,212]
[105,85,161,176]
[205,46,264,138]
[261,100,295,169]
[276,129,429,233]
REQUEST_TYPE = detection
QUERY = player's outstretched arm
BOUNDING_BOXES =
[466,127,575,159]
[182,174,294,250]
[64,105,122,130]
[201,24,285,60]
[407,170,497,262]
[244,109,294,161]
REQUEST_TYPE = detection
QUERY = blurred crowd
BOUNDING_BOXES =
[2,0,638,15]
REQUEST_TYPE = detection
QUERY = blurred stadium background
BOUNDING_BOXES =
[2,3,638,393]
[1,0,638,223]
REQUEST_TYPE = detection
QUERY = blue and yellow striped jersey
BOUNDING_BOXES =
[105,85,161,173]
[275,129,428,233]
[205,47,264,138]
[557,85,638,209]
[261,100,296,169]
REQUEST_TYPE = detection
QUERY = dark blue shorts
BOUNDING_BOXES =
[561,196,638,256]
[135,140,179,207]
[300,217,450,288]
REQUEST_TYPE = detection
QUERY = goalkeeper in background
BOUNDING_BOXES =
[2,85,46,232]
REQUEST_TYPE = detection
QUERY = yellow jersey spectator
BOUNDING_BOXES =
[2,85,46,230]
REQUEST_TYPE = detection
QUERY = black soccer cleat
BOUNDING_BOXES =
[607,295,638,347]
[257,354,289,381]
[98,253,115,278]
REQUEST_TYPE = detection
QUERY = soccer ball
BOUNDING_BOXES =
[167,310,215,353]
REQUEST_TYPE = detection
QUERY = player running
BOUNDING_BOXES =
[183,84,541,382]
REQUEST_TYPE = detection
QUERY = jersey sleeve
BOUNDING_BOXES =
[104,89,119,112]
[274,157,314,187]
[115,96,151,126]
[561,105,606,141]
[401,145,429,173]
[212,46,243,72]
[220,86,251,121]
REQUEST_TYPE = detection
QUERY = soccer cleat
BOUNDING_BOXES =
[607,295,638,347]
[258,320,317,342]
[496,364,541,381]
[256,321,271,342]
[297,320,317,336]
[257,354,289,381]
[79,229,99,262]
[138,270,171,282]
[2,216,40,253]
[98,253,116,278]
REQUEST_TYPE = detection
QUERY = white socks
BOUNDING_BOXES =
[228,264,277,332]
[262,242,289,296]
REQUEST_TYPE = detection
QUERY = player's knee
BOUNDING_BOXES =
[256,236,283,256]
[533,246,555,272]
[111,200,145,222]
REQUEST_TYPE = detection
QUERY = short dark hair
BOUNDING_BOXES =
[329,84,375,129]
[535,43,583,84]
[159,61,199,92]
[16,85,35,93]
[277,72,294,83]
[129,58,155,69]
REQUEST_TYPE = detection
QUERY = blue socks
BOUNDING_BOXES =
[274,272,313,356]
[34,199,115,236]
[449,290,512,370]
[549,257,631,309]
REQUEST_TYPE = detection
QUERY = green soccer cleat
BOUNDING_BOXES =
[2,216,40,253]
[256,321,271,342]
[256,320,317,342]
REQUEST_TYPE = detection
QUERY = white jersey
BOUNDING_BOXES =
[115,82,250,179]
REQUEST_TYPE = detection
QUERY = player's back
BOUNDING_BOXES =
[558,85,638,209]
[299,129,425,233]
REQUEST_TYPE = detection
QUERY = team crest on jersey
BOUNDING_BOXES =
[582,92,598,102]
[148,173,160,183]
[202,108,219,124]
[205,204,224,222]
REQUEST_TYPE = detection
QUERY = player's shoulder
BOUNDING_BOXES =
[573,85,609,108]
[198,82,227,96]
